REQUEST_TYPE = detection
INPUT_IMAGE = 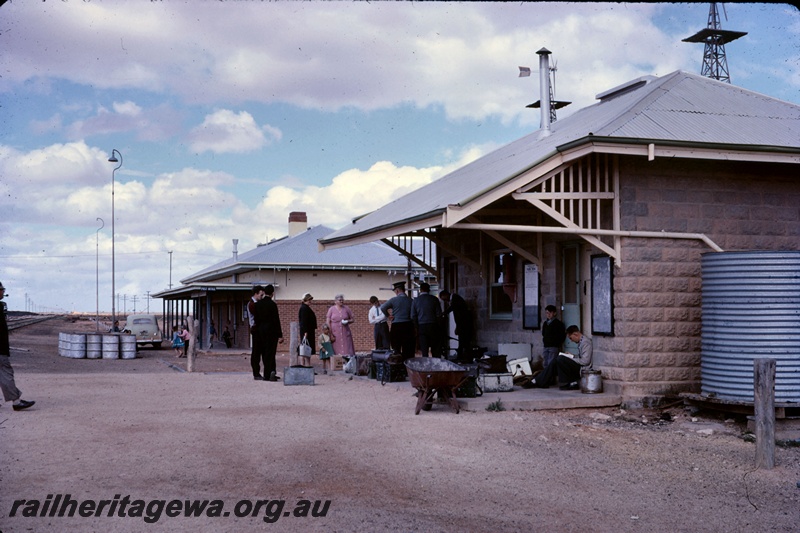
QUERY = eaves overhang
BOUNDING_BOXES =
[557,135,800,163]
[316,133,800,253]
[181,261,420,285]
[318,212,446,251]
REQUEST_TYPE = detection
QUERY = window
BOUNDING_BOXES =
[490,251,514,319]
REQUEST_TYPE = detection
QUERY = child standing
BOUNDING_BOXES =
[318,323,335,375]
[171,325,185,357]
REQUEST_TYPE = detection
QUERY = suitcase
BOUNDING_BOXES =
[375,361,407,384]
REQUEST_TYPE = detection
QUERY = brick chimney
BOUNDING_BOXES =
[288,211,308,237]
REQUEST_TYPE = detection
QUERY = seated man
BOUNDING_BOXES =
[525,325,592,390]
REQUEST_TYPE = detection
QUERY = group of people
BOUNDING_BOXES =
[371,281,473,360]
[246,283,591,389]
[288,281,474,378]
[297,292,354,376]
[523,304,593,390]
[171,324,191,357]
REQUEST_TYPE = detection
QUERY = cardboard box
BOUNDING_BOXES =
[479,372,514,392]
[283,366,315,386]
[507,358,532,378]
[332,355,344,371]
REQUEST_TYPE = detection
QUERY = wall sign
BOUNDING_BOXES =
[591,254,614,336]
[523,263,540,330]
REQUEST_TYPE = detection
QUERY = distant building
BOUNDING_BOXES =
[154,212,432,351]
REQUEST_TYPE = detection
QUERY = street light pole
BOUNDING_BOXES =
[96,217,105,331]
[108,149,123,329]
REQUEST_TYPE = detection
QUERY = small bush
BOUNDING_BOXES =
[486,398,505,412]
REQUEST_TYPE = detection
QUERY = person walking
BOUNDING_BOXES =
[326,294,355,357]
[381,281,415,359]
[0,281,35,411]
[368,296,390,350]
[208,321,217,349]
[411,282,442,357]
[254,284,283,381]
[222,324,232,348]
[179,324,191,357]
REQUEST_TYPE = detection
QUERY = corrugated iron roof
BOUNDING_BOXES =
[320,70,800,246]
[182,225,411,284]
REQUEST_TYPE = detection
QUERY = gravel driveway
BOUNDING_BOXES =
[1,316,798,532]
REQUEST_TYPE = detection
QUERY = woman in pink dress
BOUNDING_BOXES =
[326,293,356,356]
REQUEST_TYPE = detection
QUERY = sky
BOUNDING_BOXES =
[1,1,798,314]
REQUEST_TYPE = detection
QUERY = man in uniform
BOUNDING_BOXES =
[0,281,35,411]
[411,282,442,357]
[380,281,415,359]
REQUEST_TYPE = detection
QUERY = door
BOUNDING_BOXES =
[561,244,581,354]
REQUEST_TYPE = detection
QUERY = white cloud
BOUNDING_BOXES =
[64,102,182,141]
[112,101,143,116]
[0,139,486,311]
[187,109,281,154]
[0,2,751,126]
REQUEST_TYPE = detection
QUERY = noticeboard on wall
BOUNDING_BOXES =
[591,255,614,336]
[523,263,540,330]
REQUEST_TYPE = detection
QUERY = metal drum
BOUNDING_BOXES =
[701,251,800,402]
[60,333,86,359]
[120,335,137,360]
[86,333,103,359]
[102,334,120,359]
[57,332,67,357]
[580,369,603,394]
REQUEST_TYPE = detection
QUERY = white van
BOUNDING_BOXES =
[126,314,163,349]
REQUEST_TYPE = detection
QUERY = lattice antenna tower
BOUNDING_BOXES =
[682,3,747,83]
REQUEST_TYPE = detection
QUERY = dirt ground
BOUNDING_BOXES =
[1,316,798,532]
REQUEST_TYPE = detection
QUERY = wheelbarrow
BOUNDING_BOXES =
[404,358,469,415]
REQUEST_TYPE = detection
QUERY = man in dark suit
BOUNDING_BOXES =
[0,281,35,411]
[248,285,266,380]
[254,284,283,381]
[439,290,473,359]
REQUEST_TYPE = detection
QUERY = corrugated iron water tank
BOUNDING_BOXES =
[701,251,800,402]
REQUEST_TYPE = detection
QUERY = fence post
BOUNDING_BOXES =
[289,321,299,367]
[187,317,198,373]
[754,358,776,469]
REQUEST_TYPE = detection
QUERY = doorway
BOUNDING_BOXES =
[562,244,581,353]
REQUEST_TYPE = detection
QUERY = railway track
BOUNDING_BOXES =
[6,314,63,331]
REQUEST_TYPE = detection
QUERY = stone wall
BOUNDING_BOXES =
[604,157,800,403]
[431,156,800,404]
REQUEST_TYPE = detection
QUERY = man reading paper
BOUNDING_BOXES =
[525,325,592,390]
